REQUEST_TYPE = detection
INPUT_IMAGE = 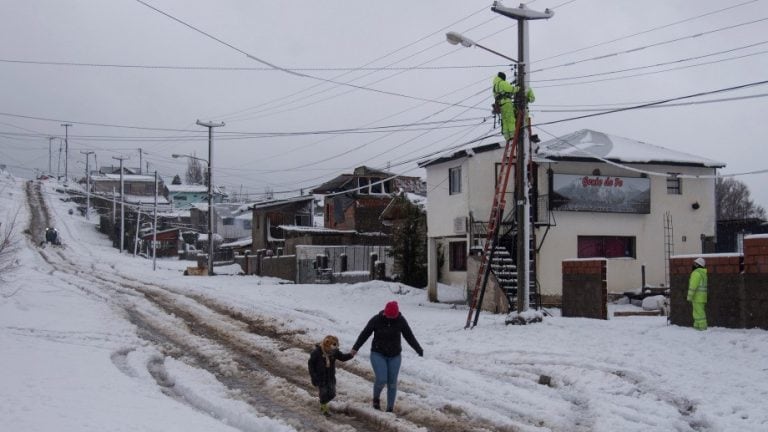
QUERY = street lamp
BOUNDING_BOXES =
[445,31,518,64]
[450,1,553,322]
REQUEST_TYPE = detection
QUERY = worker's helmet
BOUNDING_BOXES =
[497,71,506,80]
[694,257,706,267]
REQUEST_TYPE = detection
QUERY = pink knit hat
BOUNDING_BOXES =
[383,301,399,319]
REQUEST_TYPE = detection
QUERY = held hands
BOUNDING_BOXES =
[350,349,357,357]
[416,348,424,357]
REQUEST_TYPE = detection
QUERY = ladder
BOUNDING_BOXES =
[465,112,524,329]
[663,211,674,288]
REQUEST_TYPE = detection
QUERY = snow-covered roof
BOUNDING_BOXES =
[167,184,208,193]
[405,192,427,210]
[420,130,726,169]
[94,174,158,182]
[248,195,314,211]
[537,129,726,168]
[220,237,253,248]
[277,225,355,234]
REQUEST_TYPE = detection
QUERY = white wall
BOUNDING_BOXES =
[425,146,718,296]
[536,161,717,295]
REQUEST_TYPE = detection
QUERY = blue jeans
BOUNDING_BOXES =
[370,351,402,410]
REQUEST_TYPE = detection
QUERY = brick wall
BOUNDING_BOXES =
[743,236,768,329]
[669,235,768,329]
[562,259,607,319]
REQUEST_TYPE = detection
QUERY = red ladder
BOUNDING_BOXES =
[465,112,524,329]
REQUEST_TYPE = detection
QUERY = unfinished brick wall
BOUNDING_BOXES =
[743,236,768,328]
[670,235,768,329]
[669,255,742,328]
[562,259,607,319]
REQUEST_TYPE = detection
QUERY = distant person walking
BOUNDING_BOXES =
[351,301,423,413]
[688,257,708,330]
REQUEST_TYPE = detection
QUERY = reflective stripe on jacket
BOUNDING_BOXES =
[687,267,708,303]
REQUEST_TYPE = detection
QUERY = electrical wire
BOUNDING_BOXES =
[133,0,489,110]
[0,58,509,72]
[532,0,761,65]
[530,17,768,75]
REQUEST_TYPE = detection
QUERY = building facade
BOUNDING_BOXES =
[422,129,725,301]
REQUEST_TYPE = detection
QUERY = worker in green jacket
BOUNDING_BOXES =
[492,72,519,142]
[687,257,708,330]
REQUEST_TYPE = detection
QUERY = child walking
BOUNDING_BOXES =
[308,335,354,416]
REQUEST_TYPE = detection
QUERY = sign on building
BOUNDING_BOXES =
[550,174,650,214]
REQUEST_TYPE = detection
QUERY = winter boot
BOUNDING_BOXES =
[320,403,331,417]
[372,398,381,410]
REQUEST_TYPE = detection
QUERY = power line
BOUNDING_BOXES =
[532,0,761,65]
[533,40,768,84]
[530,17,768,75]
[0,57,509,72]
[536,79,768,126]
[534,48,768,89]
[133,0,488,111]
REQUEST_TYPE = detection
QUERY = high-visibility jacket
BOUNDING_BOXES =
[493,76,518,106]
[687,267,708,303]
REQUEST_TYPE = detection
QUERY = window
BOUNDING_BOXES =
[449,166,462,195]
[175,195,187,201]
[295,214,311,226]
[667,173,682,195]
[449,241,467,271]
[222,217,235,226]
[370,178,383,194]
[242,219,252,230]
[358,177,370,194]
[578,236,636,258]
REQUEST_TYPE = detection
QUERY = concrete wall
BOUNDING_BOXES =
[669,235,768,329]
[562,259,608,319]
[466,255,509,314]
[260,255,296,283]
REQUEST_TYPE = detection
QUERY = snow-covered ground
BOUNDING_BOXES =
[1,173,767,432]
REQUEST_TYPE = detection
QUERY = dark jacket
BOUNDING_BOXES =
[307,344,353,387]
[353,311,423,358]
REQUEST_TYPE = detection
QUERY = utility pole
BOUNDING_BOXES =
[138,148,144,175]
[153,171,158,271]
[112,156,128,253]
[48,137,56,175]
[80,151,94,220]
[196,119,225,276]
[61,123,72,182]
[491,1,553,314]
[57,140,63,180]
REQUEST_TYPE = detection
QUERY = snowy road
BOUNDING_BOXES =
[2,176,767,432]
[21,180,509,431]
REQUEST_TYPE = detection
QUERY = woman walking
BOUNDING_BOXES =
[351,301,423,412]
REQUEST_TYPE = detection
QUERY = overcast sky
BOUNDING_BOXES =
[1,0,767,205]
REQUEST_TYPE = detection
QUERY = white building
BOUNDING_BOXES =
[421,129,725,302]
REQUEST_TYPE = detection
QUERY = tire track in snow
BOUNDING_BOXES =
[28,181,537,431]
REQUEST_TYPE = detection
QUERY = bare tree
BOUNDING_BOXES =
[185,157,204,185]
[716,177,766,221]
